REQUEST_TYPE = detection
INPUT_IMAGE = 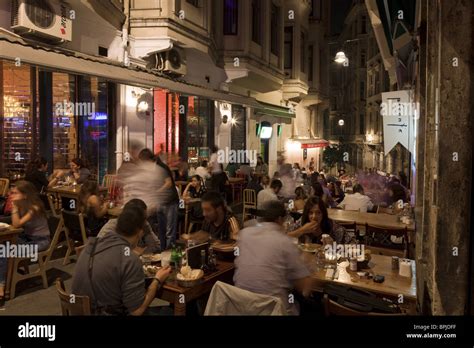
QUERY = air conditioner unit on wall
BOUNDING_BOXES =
[145,47,187,77]
[11,0,72,43]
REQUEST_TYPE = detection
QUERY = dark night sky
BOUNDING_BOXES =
[330,0,353,35]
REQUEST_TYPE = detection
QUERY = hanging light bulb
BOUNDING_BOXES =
[334,51,348,64]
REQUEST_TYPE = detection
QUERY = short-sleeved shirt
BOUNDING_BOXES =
[234,222,310,315]
[97,219,160,254]
[201,211,233,241]
[257,188,278,210]
[71,233,145,314]
[70,168,91,184]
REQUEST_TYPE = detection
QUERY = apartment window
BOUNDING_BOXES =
[310,0,322,20]
[223,0,238,35]
[284,26,293,70]
[270,4,280,55]
[360,81,365,100]
[300,32,306,73]
[251,0,262,44]
[360,15,367,34]
[98,46,108,57]
[186,0,199,7]
[360,51,366,67]
[308,45,314,81]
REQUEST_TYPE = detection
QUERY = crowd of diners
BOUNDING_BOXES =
[0,147,412,314]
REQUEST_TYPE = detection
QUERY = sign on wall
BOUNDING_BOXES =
[381,90,416,155]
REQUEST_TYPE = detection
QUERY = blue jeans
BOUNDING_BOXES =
[0,234,50,286]
[156,203,178,250]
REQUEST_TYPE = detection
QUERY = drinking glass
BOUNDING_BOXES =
[161,250,171,267]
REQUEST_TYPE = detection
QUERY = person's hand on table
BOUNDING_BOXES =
[155,265,172,283]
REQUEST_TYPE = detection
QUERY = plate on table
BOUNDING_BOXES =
[143,265,161,278]
[298,243,319,253]
[141,253,161,263]
[0,222,10,231]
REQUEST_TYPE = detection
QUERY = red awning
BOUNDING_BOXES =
[300,139,329,149]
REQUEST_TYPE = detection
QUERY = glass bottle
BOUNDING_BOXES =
[200,249,210,274]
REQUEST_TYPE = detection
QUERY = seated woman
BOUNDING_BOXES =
[79,181,108,236]
[0,181,51,306]
[288,196,354,245]
[182,175,207,221]
[261,175,271,190]
[69,158,91,184]
[293,187,307,211]
[183,175,207,201]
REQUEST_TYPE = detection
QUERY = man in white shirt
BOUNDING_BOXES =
[257,179,282,210]
[338,184,374,212]
[234,200,311,315]
[209,146,222,175]
[195,160,211,180]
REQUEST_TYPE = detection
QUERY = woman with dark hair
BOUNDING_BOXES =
[261,175,271,189]
[288,196,354,244]
[0,181,50,305]
[311,182,333,208]
[293,187,307,211]
[25,157,60,192]
[69,158,91,184]
[182,175,207,220]
[79,181,108,236]
[183,175,207,200]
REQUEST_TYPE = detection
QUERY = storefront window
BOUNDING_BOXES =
[187,96,211,165]
[1,61,38,178]
[52,72,76,169]
[79,76,109,184]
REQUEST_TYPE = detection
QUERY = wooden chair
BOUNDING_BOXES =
[229,215,241,240]
[9,215,64,299]
[242,189,257,224]
[323,294,407,316]
[335,221,358,240]
[102,174,117,196]
[377,206,394,214]
[75,245,86,259]
[56,278,91,315]
[47,193,62,217]
[359,224,409,258]
[61,210,88,264]
[0,178,9,197]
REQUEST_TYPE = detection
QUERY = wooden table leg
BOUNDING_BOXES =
[184,206,189,235]
[5,235,17,300]
[174,299,186,316]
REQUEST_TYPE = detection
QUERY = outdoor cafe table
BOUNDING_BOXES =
[328,209,415,242]
[48,185,108,212]
[0,226,23,300]
[301,246,417,314]
[156,260,235,316]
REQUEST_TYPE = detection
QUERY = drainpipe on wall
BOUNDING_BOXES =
[122,0,130,67]
[117,0,130,170]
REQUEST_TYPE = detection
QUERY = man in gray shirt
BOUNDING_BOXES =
[97,199,160,254]
[71,207,170,315]
[234,200,312,315]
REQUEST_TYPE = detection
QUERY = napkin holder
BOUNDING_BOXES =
[399,259,412,277]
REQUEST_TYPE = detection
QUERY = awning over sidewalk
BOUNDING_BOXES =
[0,32,260,107]
[253,101,295,119]
[294,139,330,149]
